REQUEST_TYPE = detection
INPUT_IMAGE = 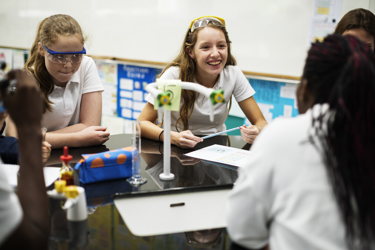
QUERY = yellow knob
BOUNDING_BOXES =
[160,95,170,105]
[55,180,66,193]
[214,93,224,103]
[64,186,79,199]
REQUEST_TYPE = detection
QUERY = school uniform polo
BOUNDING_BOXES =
[41,56,104,132]
[0,161,22,245]
[226,105,346,250]
[146,66,255,135]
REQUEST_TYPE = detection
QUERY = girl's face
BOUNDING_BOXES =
[38,34,83,87]
[343,27,374,52]
[188,27,228,84]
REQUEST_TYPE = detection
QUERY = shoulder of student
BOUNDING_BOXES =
[81,56,95,69]
[159,66,180,80]
[221,65,244,77]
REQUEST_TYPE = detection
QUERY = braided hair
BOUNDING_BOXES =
[304,34,375,249]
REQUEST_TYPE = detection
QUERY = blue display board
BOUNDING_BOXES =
[117,64,161,120]
[246,78,299,124]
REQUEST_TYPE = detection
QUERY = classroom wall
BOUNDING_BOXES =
[1,1,374,135]
[0,0,371,78]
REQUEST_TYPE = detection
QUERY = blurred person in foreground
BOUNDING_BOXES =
[227,34,375,250]
[0,70,49,249]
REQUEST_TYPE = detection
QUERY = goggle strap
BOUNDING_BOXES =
[43,44,86,55]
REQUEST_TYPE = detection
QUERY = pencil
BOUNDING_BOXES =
[201,127,241,140]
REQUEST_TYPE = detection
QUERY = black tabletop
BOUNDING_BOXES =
[47,134,250,250]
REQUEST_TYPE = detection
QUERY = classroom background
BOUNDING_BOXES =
[0,0,373,135]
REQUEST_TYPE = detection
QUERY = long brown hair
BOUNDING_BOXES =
[334,8,375,53]
[159,21,236,131]
[24,14,85,112]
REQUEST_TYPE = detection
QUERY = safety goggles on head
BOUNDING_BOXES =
[189,16,226,33]
[43,44,86,64]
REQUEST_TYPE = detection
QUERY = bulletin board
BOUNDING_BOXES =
[117,64,161,120]
[245,79,299,123]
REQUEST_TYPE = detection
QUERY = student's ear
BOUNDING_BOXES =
[301,79,313,102]
[38,42,45,57]
[186,46,195,59]
[296,79,314,113]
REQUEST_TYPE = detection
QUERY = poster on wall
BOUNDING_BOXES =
[12,50,27,69]
[0,48,13,78]
[117,64,160,120]
[96,60,118,117]
[244,79,299,126]
[307,0,343,45]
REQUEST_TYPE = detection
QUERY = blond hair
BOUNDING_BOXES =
[24,14,85,112]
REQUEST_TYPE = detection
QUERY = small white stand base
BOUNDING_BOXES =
[127,176,147,185]
[159,172,175,181]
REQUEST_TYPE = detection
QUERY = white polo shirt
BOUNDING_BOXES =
[41,56,104,132]
[226,105,346,250]
[0,160,22,245]
[146,66,255,135]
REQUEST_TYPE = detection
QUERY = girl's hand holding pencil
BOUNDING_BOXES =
[239,125,260,144]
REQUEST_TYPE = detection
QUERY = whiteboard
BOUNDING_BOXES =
[0,0,371,77]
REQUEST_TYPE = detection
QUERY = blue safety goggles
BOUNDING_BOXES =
[43,44,86,55]
[43,45,86,64]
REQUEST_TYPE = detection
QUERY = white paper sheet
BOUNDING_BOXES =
[121,108,132,118]
[284,105,293,118]
[120,90,132,98]
[184,144,251,167]
[280,84,297,99]
[120,78,133,90]
[120,98,132,108]
[2,164,60,187]
[132,90,144,102]
[132,101,146,111]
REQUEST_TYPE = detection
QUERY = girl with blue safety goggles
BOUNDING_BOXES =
[5,14,109,150]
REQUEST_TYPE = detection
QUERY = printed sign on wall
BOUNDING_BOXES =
[117,64,160,120]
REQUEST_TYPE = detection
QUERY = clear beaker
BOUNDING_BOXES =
[41,127,47,141]
[127,121,147,185]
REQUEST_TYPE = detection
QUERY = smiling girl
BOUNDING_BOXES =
[137,16,267,148]
[6,14,110,149]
